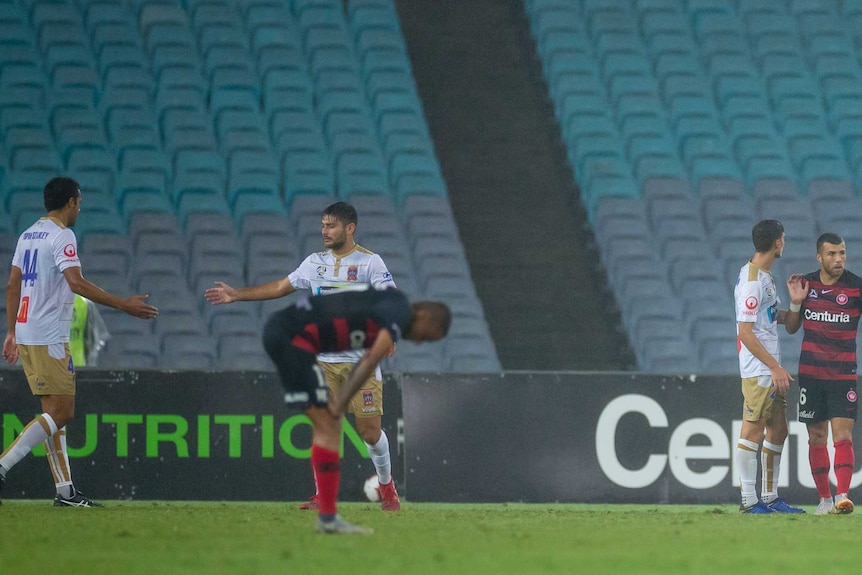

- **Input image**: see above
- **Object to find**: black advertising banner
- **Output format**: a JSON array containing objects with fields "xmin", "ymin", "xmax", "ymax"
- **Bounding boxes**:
[
  {"xmin": 5, "ymin": 369, "xmax": 862, "ymax": 504},
  {"xmin": 0, "ymin": 370, "xmax": 403, "ymax": 502},
  {"xmin": 402, "ymin": 372, "xmax": 862, "ymax": 504}
]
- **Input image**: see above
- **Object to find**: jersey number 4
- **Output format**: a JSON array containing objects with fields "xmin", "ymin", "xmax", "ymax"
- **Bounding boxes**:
[
  {"xmin": 17, "ymin": 249, "xmax": 38, "ymax": 323},
  {"xmin": 22, "ymin": 249, "xmax": 38, "ymax": 287}
]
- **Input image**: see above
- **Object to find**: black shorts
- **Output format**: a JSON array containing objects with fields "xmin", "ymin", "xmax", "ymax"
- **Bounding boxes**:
[
  {"xmin": 262, "ymin": 308, "xmax": 329, "ymax": 410},
  {"xmin": 797, "ymin": 376, "xmax": 858, "ymax": 424}
]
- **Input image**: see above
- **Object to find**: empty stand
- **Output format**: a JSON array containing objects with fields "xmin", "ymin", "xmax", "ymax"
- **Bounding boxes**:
[
  {"xmin": 524, "ymin": 0, "xmax": 862, "ymax": 373},
  {"xmin": 0, "ymin": 0, "xmax": 496, "ymax": 372}
]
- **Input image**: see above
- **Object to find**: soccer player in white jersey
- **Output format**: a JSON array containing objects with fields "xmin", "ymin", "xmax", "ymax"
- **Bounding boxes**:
[
  {"xmin": 0, "ymin": 177, "xmax": 159, "ymax": 506},
  {"xmin": 734, "ymin": 219, "xmax": 807, "ymax": 514},
  {"xmin": 205, "ymin": 202, "xmax": 401, "ymax": 510}
]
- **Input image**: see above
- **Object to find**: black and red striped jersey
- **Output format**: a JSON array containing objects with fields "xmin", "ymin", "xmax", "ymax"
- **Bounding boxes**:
[
  {"xmin": 288, "ymin": 288, "xmax": 411, "ymax": 355},
  {"xmin": 798, "ymin": 270, "xmax": 862, "ymax": 381}
]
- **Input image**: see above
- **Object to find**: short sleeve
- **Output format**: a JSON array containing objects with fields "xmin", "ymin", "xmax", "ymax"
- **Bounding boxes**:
[
  {"xmin": 10, "ymin": 236, "xmax": 24, "ymax": 268},
  {"xmin": 368, "ymin": 254, "xmax": 396, "ymax": 288},
  {"xmin": 54, "ymin": 228, "xmax": 80, "ymax": 272},
  {"xmin": 736, "ymin": 280, "xmax": 761, "ymax": 323},
  {"xmin": 287, "ymin": 254, "xmax": 315, "ymax": 290}
]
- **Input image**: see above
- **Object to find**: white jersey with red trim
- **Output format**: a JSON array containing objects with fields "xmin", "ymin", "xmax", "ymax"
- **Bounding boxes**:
[
  {"xmin": 11, "ymin": 217, "xmax": 81, "ymax": 345},
  {"xmin": 288, "ymin": 244, "xmax": 395, "ymax": 363},
  {"xmin": 734, "ymin": 261, "xmax": 780, "ymax": 378}
]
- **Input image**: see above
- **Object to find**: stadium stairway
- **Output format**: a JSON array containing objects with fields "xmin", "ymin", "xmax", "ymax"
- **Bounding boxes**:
[{"xmin": 395, "ymin": 0, "xmax": 635, "ymax": 370}]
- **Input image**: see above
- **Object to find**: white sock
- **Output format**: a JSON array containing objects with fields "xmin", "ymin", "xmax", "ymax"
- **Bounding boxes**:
[
  {"xmin": 366, "ymin": 431, "xmax": 392, "ymax": 485},
  {"xmin": 311, "ymin": 464, "xmax": 319, "ymax": 496},
  {"xmin": 760, "ymin": 440, "xmax": 783, "ymax": 504},
  {"xmin": 737, "ymin": 438, "xmax": 760, "ymax": 508},
  {"xmin": 0, "ymin": 413, "xmax": 58, "ymax": 473},
  {"xmin": 45, "ymin": 427, "xmax": 74, "ymax": 498}
]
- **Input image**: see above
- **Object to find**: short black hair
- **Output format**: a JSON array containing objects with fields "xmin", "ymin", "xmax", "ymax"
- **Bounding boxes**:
[
  {"xmin": 44, "ymin": 177, "xmax": 80, "ymax": 212},
  {"xmin": 414, "ymin": 301, "xmax": 452, "ymax": 336},
  {"xmin": 322, "ymin": 202, "xmax": 358, "ymax": 227},
  {"xmin": 752, "ymin": 219, "xmax": 784, "ymax": 253},
  {"xmin": 817, "ymin": 232, "xmax": 845, "ymax": 253}
]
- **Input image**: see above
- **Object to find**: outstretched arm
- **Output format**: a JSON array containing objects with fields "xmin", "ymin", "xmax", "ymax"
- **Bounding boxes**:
[
  {"xmin": 63, "ymin": 267, "xmax": 158, "ymax": 319},
  {"xmin": 204, "ymin": 277, "xmax": 296, "ymax": 304}
]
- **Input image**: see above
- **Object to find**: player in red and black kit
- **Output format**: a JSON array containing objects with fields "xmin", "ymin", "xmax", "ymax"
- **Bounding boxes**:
[
  {"xmin": 785, "ymin": 232, "xmax": 859, "ymax": 515},
  {"xmin": 262, "ymin": 288, "xmax": 450, "ymax": 534}
]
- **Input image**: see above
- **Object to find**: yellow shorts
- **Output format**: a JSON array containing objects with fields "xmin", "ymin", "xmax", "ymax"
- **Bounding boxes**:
[
  {"xmin": 19, "ymin": 343, "xmax": 76, "ymax": 396},
  {"xmin": 741, "ymin": 375, "xmax": 785, "ymax": 423},
  {"xmin": 319, "ymin": 361, "xmax": 383, "ymax": 417}
]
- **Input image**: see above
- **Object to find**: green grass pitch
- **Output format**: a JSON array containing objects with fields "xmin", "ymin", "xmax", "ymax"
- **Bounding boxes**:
[{"xmin": 0, "ymin": 500, "xmax": 857, "ymax": 574}]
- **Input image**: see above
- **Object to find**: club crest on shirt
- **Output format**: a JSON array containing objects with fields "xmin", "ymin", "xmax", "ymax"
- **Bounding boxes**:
[
  {"xmin": 363, "ymin": 390, "xmax": 373, "ymax": 405},
  {"xmin": 809, "ymin": 289, "xmax": 818, "ymax": 299},
  {"xmin": 848, "ymin": 390, "xmax": 857, "ymax": 403},
  {"xmin": 837, "ymin": 293, "xmax": 848, "ymax": 305},
  {"xmin": 347, "ymin": 266, "xmax": 358, "ymax": 281}
]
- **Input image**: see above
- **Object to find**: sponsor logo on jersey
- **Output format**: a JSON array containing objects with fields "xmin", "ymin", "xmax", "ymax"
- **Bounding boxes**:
[
  {"xmin": 63, "ymin": 244, "xmax": 76, "ymax": 257},
  {"xmin": 745, "ymin": 296, "xmax": 758, "ymax": 309},
  {"xmin": 799, "ymin": 410, "xmax": 815, "ymax": 419},
  {"xmin": 848, "ymin": 390, "xmax": 857, "ymax": 403},
  {"xmin": 316, "ymin": 265, "xmax": 326, "ymax": 277},
  {"xmin": 382, "ymin": 271, "xmax": 393, "ymax": 282},
  {"xmin": 767, "ymin": 303, "xmax": 778, "ymax": 323},
  {"xmin": 809, "ymin": 289, "xmax": 818, "ymax": 299},
  {"xmin": 347, "ymin": 266, "xmax": 358, "ymax": 281},
  {"xmin": 804, "ymin": 309, "xmax": 851, "ymax": 323},
  {"xmin": 837, "ymin": 293, "xmax": 848, "ymax": 305},
  {"xmin": 363, "ymin": 390, "xmax": 373, "ymax": 406}
]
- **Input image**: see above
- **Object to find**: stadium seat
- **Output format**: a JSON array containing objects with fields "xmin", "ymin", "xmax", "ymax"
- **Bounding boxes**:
[
  {"xmin": 74, "ymin": 211, "xmax": 127, "ymax": 238},
  {"xmin": 161, "ymin": 334, "xmax": 217, "ymax": 369},
  {"xmin": 0, "ymin": 0, "xmax": 489, "ymax": 372},
  {"xmin": 204, "ymin": 294, "xmax": 258, "ymax": 332},
  {"xmin": 101, "ymin": 335, "xmax": 160, "ymax": 368},
  {"xmin": 216, "ymin": 333, "xmax": 272, "ymax": 371}
]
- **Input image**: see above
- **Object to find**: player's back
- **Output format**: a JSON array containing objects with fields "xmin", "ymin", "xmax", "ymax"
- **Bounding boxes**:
[
  {"xmin": 12, "ymin": 217, "xmax": 80, "ymax": 344},
  {"xmin": 293, "ymin": 288, "xmax": 410, "ymax": 353}
]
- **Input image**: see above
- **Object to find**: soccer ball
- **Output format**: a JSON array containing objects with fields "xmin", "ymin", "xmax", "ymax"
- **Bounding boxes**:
[{"xmin": 363, "ymin": 475, "xmax": 380, "ymax": 502}]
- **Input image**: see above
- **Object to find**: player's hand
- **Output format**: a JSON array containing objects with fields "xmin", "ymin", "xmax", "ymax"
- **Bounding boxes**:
[
  {"xmin": 787, "ymin": 274, "xmax": 809, "ymax": 306},
  {"xmin": 2, "ymin": 333, "xmax": 18, "ymax": 364},
  {"xmin": 124, "ymin": 295, "xmax": 159, "ymax": 319},
  {"xmin": 770, "ymin": 365, "xmax": 793, "ymax": 396},
  {"xmin": 204, "ymin": 282, "xmax": 237, "ymax": 305}
]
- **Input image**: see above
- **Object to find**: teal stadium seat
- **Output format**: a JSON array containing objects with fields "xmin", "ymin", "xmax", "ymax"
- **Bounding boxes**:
[{"xmin": 0, "ymin": 0, "xmax": 492, "ymax": 371}]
